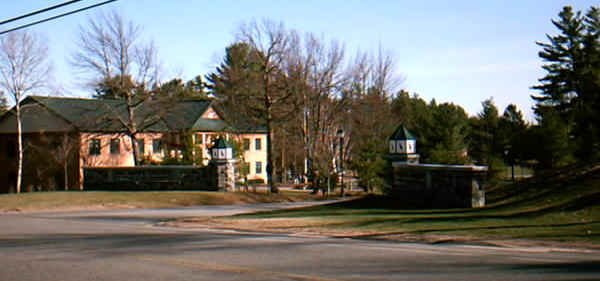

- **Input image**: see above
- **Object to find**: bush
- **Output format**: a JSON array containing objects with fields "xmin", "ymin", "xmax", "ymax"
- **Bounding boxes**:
[
  {"xmin": 486, "ymin": 155, "xmax": 507, "ymax": 184},
  {"xmin": 247, "ymin": 179, "xmax": 264, "ymax": 185}
]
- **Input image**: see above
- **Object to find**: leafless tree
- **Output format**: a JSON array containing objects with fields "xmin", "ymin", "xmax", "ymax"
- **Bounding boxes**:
[
  {"xmin": 343, "ymin": 47, "xmax": 403, "ymax": 191},
  {"xmin": 235, "ymin": 19, "xmax": 296, "ymax": 193},
  {"xmin": 287, "ymin": 32, "xmax": 347, "ymax": 189},
  {"xmin": 71, "ymin": 11, "xmax": 162, "ymax": 165},
  {"xmin": 0, "ymin": 30, "xmax": 52, "ymax": 193},
  {"xmin": 52, "ymin": 134, "xmax": 78, "ymax": 191},
  {"xmin": 25, "ymin": 133, "xmax": 78, "ymax": 191}
]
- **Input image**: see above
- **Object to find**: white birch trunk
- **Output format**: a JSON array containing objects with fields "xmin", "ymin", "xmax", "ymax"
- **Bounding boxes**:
[{"xmin": 16, "ymin": 103, "xmax": 22, "ymax": 193}]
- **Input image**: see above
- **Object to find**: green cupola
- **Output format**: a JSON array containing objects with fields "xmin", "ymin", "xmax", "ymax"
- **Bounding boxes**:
[
  {"xmin": 388, "ymin": 125, "xmax": 420, "ymax": 164},
  {"xmin": 211, "ymin": 136, "xmax": 233, "ymax": 160}
]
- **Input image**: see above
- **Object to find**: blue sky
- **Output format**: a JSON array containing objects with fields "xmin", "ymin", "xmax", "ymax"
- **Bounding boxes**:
[{"xmin": 1, "ymin": 0, "xmax": 598, "ymax": 121}]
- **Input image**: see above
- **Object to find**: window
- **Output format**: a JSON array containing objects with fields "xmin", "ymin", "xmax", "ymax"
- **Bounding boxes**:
[
  {"xmin": 243, "ymin": 162, "xmax": 250, "ymax": 174},
  {"xmin": 136, "ymin": 139, "xmax": 145, "ymax": 154},
  {"xmin": 255, "ymin": 161, "xmax": 262, "ymax": 174},
  {"xmin": 255, "ymin": 138, "xmax": 262, "ymax": 150},
  {"xmin": 243, "ymin": 138, "xmax": 250, "ymax": 151},
  {"xmin": 89, "ymin": 139, "xmax": 101, "ymax": 155},
  {"xmin": 195, "ymin": 133, "xmax": 203, "ymax": 145},
  {"xmin": 152, "ymin": 139, "xmax": 162, "ymax": 154},
  {"xmin": 110, "ymin": 138, "xmax": 120, "ymax": 154}
]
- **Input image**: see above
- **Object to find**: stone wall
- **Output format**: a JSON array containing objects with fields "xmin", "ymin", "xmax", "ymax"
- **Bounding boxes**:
[
  {"xmin": 387, "ymin": 163, "xmax": 487, "ymax": 208},
  {"xmin": 83, "ymin": 165, "xmax": 218, "ymax": 191}
]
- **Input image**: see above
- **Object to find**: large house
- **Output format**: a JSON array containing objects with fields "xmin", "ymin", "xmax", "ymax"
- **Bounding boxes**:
[{"xmin": 0, "ymin": 96, "xmax": 267, "ymax": 192}]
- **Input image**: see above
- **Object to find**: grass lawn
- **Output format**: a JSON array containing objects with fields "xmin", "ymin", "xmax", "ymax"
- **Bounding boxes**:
[
  {"xmin": 192, "ymin": 165, "xmax": 600, "ymax": 247},
  {"xmin": 0, "ymin": 189, "xmax": 321, "ymax": 213}
]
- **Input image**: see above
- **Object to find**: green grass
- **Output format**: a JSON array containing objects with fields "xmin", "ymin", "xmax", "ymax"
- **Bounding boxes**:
[
  {"xmin": 225, "ymin": 164, "xmax": 600, "ymax": 244},
  {"xmin": 0, "ymin": 190, "xmax": 319, "ymax": 212}
]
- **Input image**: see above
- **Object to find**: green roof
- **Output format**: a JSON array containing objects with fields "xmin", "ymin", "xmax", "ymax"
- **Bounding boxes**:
[
  {"xmin": 390, "ymin": 125, "xmax": 415, "ymax": 140},
  {"xmin": 2, "ymin": 96, "xmax": 264, "ymax": 133},
  {"xmin": 213, "ymin": 137, "xmax": 232, "ymax": 148},
  {"xmin": 212, "ymin": 104, "xmax": 268, "ymax": 133}
]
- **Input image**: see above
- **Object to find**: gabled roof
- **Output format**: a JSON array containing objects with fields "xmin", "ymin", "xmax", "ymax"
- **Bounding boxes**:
[
  {"xmin": 389, "ymin": 125, "xmax": 415, "ymax": 140},
  {"xmin": 213, "ymin": 137, "xmax": 232, "ymax": 149},
  {"xmin": 0, "ymin": 96, "xmax": 265, "ymax": 134},
  {"xmin": 211, "ymin": 104, "xmax": 268, "ymax": 134}
]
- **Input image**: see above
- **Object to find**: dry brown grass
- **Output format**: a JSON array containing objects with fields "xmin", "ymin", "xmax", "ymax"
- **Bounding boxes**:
[{"xmin": 0, "ymin": 190, "xmax": 319, "ymax": 213}]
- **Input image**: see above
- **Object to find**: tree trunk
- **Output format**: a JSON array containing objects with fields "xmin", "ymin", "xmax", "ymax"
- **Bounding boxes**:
[
  {"xmin": 130, "ymin": 133, "xmax": 139, "ymax": 165},
  {"xmin": 64, "ymin": 160, "xmax": 68, "ymax": 191},
  {"xmin": 126, "ymin": 92, "xmax": 139, "ymax": 166},
  {"xmin": 281, "ymin": 141, "xmax": 286, "ymax": 184},
  {"xmin": 266, "ymin": 120, "xmax": 278, "ymax": 193},
  {"xmin": 16, "ymin": 103, "xmax": 22, "ymax": 193}
]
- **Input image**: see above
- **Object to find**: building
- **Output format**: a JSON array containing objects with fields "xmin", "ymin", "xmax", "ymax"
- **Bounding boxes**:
[
  {"xmin": 0, "ymin": 96, "xmax": 267, "ymax": 192},
  {"xmin": 386, "ymin": 125, "xmax": 487, "ymax": 208}
]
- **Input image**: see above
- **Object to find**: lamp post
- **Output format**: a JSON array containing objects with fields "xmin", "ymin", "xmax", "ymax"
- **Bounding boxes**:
[
  {"xmin": 504, "ymin": 147, "xmax": 514, "ymax": 182},
  {"xmin": 337, "ymin": 129, "xmax": 345, "ymax": 197}
]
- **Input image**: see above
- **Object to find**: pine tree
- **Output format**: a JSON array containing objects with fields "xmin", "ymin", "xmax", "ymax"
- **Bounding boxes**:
[
  {"xmin": 498, "ymin": 104, "xmax": 527, "ymax": 165},
  {"xmin": 0, "ymin": 91, "xmax": 7, "ymax": 114},
  {"xmin": 470, "ymin": 98, "xmax": 500, "ymax": 165},
  {"xmin": 533, "ymin": 5, "xmax": 600, "ymax": 163}
]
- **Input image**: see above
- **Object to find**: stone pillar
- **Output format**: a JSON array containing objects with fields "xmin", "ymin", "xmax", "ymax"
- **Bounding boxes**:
[
  {"xmin": 471, "ymin": 176, "xmax": 485, "ymax": 207},
  {"xmin": 215, "ymin": 159, "xmax": 236, "ymax": 192}
]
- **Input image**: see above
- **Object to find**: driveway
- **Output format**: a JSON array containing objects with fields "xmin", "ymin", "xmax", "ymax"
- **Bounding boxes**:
[{"xmin": 1, "ymin": 202, "xmax": 598, "ymax": 281}]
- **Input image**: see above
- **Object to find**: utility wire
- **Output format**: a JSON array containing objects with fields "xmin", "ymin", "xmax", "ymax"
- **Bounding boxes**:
[
  {"xmin": 0, "ymin": 0, "xmax": 118, "ymax": 35},
  {"xmin": 0, "ymin": 0, "xmax": 84, "ymax": 26}
]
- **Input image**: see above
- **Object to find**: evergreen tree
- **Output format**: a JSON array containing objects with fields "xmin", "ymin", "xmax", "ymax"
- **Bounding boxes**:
[
  {"xmin": 498, "ymin": 104, "xmax": 528, "ymax": 166},
  {"xmin": 534, "ymin": 108, "xmax": 574, "ymax": 169},
  {"xmin": 205, "ymin": 42, "xmax": 263, "ymax": 128},
  {"xmin": 575, "ymin": 6, "xmax": 600, "ymax": 161},
  {"xmin": 0, "ymin": 91, "xmax": 7, "ymax": 114},
  {"xmin": 469, "ymin": 98, "xmax": 500, "ymax": 165},
  {"xmin": 154, "ymin": 76, "xmax": 209, "ymax": 99},
  {"xmin": 427, "ymin": 102, "xmax": 470, "ymax": 164},
  {"xmin": 94, "ymin": 75, "xmax": 138, "ymax": 99},
  {"xmin": 533, "ymin": 5, "xmax": 600, "ymax": 163}
]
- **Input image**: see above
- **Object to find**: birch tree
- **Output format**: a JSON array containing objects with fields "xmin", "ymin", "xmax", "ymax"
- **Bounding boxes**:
[{"xmin": 0, "ymin": 30, "xmax": 51, "ymax": 193}]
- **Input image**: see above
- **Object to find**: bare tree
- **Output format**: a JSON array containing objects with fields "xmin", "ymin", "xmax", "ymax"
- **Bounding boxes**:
[
  {"xmin": 71, "ymin": 11, "xmax": 161, "ymax": 165},
  {"xmin": 235, "ymin": 19, "xmax": 296, "ymax": 193},
  {"xmin": 0, "ymin": 30, "xmax": 51, "ymax": 193},
  {"xmin": 53, "ymin": 134, "xmax": 78, "ymax": 191},
  {"xmin": 343, "ymin": 47, "xmax": 403, "ymax": 192},
  {"xmin": 286, "ymin": 32, "xmax": 347, "ymax": 191},
  {"xmin": 25, "ymin": 133, "xmax": 78, "ymax": 191}
]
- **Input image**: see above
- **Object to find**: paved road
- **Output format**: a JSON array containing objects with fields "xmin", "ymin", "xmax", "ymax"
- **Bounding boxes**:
[{"xmin": 1, "ymin": 203, "xmax": 599, "ymax": 281}]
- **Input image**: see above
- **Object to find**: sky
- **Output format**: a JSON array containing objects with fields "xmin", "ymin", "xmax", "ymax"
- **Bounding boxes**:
[{"xmin": 1, "ymin": 0, "xmax": 599, "ymax": 121}]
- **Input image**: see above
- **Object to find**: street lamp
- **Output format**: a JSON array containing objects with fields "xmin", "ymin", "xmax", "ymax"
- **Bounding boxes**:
[
  {"xmin": 504, "ymin": 146, "xmax": 514, "ymax": 182},
  {"xmin": 337, "ymin": 129, "xmax": 345, "ymax": 197}
]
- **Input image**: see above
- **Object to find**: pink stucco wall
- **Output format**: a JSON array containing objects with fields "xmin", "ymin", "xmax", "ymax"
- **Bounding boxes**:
[{"xmin": 78, "ymin": 132, "xmax": 268, "ymax": 188}]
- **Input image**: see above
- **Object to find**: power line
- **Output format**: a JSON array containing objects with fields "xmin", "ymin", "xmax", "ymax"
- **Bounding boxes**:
[
  {"xmin": 0, "ymin": 0, "xmax": 118, "ymax": 35},
  {"xmin": 0, "ymin": 0, "xmax": 84, "ymax": 26}
]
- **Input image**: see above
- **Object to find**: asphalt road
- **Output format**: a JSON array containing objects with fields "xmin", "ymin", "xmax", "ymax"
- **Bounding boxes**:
[{"xmin": 1, "ymin": 203, "xmax": 599, "ymax": 281}]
